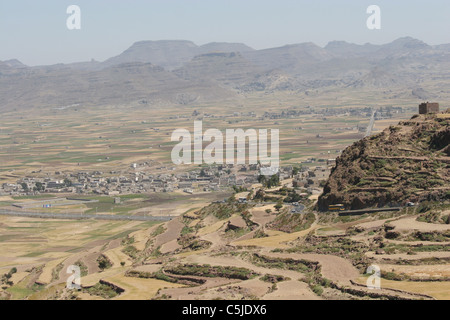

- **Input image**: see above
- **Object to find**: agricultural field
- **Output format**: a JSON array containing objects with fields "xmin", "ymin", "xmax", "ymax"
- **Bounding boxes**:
[
  {"xmin": 0, "ymin": 90, "xmax": 445, "ymax": 301},
  {"xmin": 1, "ymin": 181, "xmax": 448, "ymax": 300},
  {"xmin": 0, "ymin": 191, "xmax": 230, "ymax": 218},
  {"xmin": 0, "ymin": 90, "xmax": 417, "ymax": 184}
]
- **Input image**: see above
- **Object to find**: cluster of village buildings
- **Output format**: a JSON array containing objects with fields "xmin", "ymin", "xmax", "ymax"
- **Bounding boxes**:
[
  {"xmin": 167, "ymin": 106, "xmax": 405, "ymax": 122},
  {"xmin": 0, "ymin": 162, "xmax": 332, "ymax": 197},
  {"xmin": 257, "ymin": 105, "xmax": 404, "ymax": 120}
]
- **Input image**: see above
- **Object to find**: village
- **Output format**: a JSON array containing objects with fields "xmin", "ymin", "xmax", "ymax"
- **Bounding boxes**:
[
  {"xmin": 176, "ymin": 105, "xmax": 406, "ymax": 123},
  {"xmin": 0, "ymin": 161, "xmax": 332, "ymax": 199}
]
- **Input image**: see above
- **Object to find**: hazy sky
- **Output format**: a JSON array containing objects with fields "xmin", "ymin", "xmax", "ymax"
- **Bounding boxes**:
[{"xmin": 1, "ymin": 0, "xmax": 449, "ymax": 66}]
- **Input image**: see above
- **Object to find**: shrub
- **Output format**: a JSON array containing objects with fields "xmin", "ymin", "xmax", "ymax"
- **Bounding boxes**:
[
  {"xmin": 260, "ymin": 274, "xmax": 290, "ymax": 283},
  {"xmin": 122, "ymin": 246, "xmax": 140, "ymax": 259},
  {"xmin": 311, "ymin": 285, "xmax": 323, "ymax": 296},
  {"xmin": 85, "ymin": 283, "xmax": 119, "ymax": 299},
  {"xmin": 97, "ymin": 255, "xmax": 113, "ymax": 271}
]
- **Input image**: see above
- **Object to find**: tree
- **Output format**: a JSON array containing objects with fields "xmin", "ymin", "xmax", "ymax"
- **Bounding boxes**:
[
  {"xmin": 34, "ymin": 182, "xmax": 45, "ymax": 192},
  {"xmin": 257, "ymin": 175, "xmax": 267, "ymax": 184},
  {"xmin": 274, "ymin": 201, "xmax": 283, "ymax": 212},
  {"xmin": 1, "ymin": 268, "xmax": 16, "ymax": 287},
  {"xmin": 64, "ymin": 178, "xmax": 73, "ymax": 187},
  {"xmin": 257, "ymin": 174, "xmax": 280, "ymax": 189},
  {"xmin": 267, "ymin": 174, "xmax": 280, "ymax": 188},
  {"xmin": 253, "ymin": 189, "xmax": 265, "ymax": 202},
  {"xmin": 284, "ymin": 192, "xmax": 302, "ymax": 203},
  {"xmin": 20, "ymin": 183, "xmax": 28, "ymax": 192},
  {"xmin": 232, "ymin": 185, "xmax": 247, "ymax": 193}
]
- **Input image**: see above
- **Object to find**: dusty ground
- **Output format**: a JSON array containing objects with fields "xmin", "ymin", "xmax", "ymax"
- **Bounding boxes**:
[
  {"xmin": 390, "ymin": 216, "xmax": 450, "ymax": 232},
  {"xmin": 1, "ymin": 192, "xmax": 448, "ymax": 300}
]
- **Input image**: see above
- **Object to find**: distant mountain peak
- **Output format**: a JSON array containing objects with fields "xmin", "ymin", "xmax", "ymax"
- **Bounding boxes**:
[
  {"xmin": 103, "ymin": 40, "xmax": 255, "ymax": 70},
  {"xmin": 1, "ymin": 59, "xmax": 26, "ymax": 68},
  {"xmin": 393, "ymin": 36, "xmax": 423, "ymax": 42},
  {"xmin": 387, "ymin": 37, "xmax": 429, "ymax": 49}
]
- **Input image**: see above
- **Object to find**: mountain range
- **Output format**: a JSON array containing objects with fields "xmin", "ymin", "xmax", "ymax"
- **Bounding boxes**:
[{"xmin": 1, "ymin": 37, "xmax": 450, "ymax": 110}]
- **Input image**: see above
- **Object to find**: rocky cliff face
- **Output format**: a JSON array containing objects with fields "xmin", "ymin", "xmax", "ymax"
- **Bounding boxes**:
[{"xmin": 318, "ymin": 112, "xmax": 450, "ymax": 211}]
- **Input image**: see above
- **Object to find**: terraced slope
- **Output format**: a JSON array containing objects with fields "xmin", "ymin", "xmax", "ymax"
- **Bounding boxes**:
[{"xmin": 319, "ymin": 112, "xmax": 450, "ymax": 211}]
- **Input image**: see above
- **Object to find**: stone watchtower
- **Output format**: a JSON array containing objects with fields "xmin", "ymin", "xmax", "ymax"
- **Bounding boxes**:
[{"xmin": 419, "ymin": 102, "xmax": 439, "ymax": 114}]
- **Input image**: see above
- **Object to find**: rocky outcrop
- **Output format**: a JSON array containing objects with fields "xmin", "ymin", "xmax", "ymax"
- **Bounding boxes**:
[{"xmin": 318, "ymin": 113, "xmax": 450, "ymax": 211}]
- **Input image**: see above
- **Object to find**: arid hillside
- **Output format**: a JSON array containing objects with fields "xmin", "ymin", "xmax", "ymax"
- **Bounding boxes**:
[{"xmin": 318, "ymin": 112, "xmax": 450, "ymax": 211}]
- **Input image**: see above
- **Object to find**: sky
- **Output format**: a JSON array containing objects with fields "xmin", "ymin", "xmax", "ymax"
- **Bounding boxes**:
[{"xmin": 1, "ymin": 0, "xmax": 449, "ymax": 66}]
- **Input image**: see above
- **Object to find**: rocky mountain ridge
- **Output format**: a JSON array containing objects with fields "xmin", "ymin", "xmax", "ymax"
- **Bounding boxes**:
[
  {"xmin": 318, "ymin": 111, "xmax": 450, "ymax": 211},
  {"xmin": 2, "ymin": 37, "xmax": 450, "ymax": 110}
]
